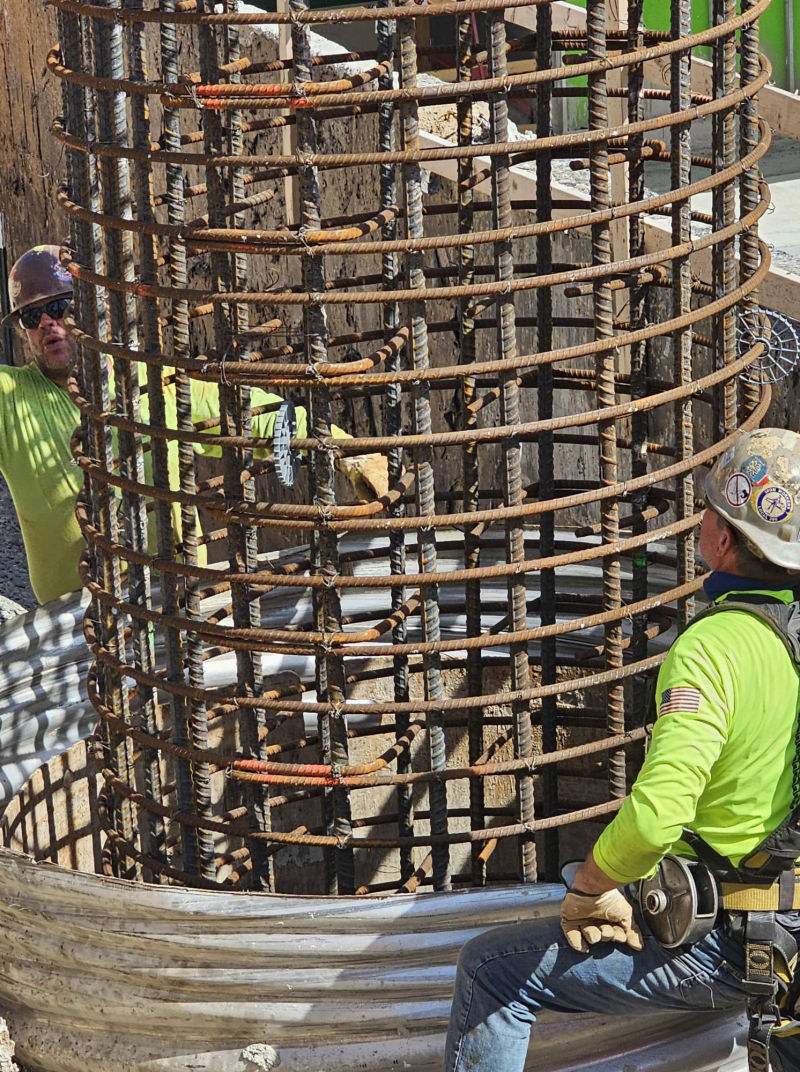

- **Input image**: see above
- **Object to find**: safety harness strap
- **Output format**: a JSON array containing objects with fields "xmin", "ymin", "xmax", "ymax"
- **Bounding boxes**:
[
  {"xmin": 744, "ymin": 913, "xmax": 783, "ymax": 1072},
  {"xmin": 722, "ymin": 869, "xmax": 800, "ymax": 912}
]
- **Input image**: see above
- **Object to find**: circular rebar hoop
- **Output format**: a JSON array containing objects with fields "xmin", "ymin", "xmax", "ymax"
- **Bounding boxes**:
[{"xmin": 53, "ymin": 0, "xmax": 770, "ymax": 894}]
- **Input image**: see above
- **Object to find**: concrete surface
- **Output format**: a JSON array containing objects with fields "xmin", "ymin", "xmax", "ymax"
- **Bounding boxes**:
[{"xmin": 758, "ymin": 133, "xmax": 800, "ymax": 277}]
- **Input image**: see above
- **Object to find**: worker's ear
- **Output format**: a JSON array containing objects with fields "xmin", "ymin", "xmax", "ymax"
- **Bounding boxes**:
[
  {"xmin": 719, "ymin": 520, "xmax": 737, "ymax": 555},
  {"xmin": 705, "ymin": 508, "xmax": 734, "ymax": 559}
]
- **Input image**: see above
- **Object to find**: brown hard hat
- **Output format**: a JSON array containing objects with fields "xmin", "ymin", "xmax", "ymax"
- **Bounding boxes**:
[{"xmin": 3, "ymin": 245, "xmax": 73, "ymax": 326}]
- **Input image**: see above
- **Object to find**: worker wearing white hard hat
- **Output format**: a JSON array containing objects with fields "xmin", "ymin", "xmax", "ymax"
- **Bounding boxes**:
[{"xmin": 444, "ymin": 428, "xmax": 800, "ymax": 1072}]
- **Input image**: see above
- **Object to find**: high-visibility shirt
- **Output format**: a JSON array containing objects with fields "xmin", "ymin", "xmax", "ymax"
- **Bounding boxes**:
[
  {"xmin": 0, "ymin": 363, "xmax": 307, "ymax": 605},
  {"xmin": 593, "ymin": 584, "xmax": 800, "ymax": 884}
]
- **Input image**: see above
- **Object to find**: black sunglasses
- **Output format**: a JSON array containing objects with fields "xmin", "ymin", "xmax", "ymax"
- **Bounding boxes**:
[{"xmin": 19, "ymin": 296, "xmax": 72, "ymax": 330}]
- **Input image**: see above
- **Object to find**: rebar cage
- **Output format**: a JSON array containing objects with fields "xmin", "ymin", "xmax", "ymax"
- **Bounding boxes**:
[{"xmin": 49, "ymin": 0, "xmax": 770, "ymax": 894}]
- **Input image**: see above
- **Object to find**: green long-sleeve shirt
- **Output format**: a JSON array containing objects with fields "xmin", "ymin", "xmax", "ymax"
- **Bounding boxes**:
[
  {"xmin": 0, "ymin": 363, "xmax": 306, "ymax": 605},
  {"xmin": 593, "ymin": 585, "xmax": 800, "ymax": 884}
]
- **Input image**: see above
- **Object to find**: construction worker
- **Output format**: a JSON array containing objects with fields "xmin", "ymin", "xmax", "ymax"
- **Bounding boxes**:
[
  {"xmin": 1, "ymin": 245, "xmax": 387, "ymax": 605},
  {"xmin": 444, "ymin": 427, "xmax": 800, "ymax": 1072}
]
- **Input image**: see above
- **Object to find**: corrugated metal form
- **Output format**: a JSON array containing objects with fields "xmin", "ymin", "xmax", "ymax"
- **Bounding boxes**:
[{"xmin": 0, "ymin": 831, "xmax": 748, "ymax": 1071}]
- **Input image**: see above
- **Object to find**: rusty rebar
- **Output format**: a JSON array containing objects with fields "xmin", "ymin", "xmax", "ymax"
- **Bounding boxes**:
[
  {"xmin": 672, "ymin": 0, "xmax": 696, "ymax": 630},
  {"xmin": 51, "ymin": 0, "xmax": 772, "ymax": 896}
]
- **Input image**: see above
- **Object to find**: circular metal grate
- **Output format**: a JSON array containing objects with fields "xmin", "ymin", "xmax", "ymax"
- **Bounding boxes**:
[{"xmin": 738, "ymin": 308, "xmax": 800, "ymax": 385}]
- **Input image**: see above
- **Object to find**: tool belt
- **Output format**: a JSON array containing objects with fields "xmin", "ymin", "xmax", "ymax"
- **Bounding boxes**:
[{"xmin": 639, "ymin": 853, "xmax": 800, "ymax": 1072}]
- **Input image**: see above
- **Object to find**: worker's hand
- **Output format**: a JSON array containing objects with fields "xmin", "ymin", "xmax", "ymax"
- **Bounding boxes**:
[
  {"xmin": 560, "ymin": 888, "xmax": 644, "ymax": 954},
  {"xmin": 336, "ymin": 453, "xmax": 390, "ymax": 502}
]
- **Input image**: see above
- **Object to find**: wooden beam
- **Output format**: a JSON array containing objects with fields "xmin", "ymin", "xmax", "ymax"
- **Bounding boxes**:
[{"xmin": 277, "ymin": 0, "xmax": 297, "ymax": 227}]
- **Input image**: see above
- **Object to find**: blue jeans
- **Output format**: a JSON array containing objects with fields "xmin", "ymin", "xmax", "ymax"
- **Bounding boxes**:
[{"xmin": 443, "ymin": 905, "xmax": 800, "ymax": 1072}]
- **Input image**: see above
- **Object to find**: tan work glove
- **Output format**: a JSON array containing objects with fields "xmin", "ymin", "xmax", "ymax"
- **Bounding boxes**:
[
  {"xmin": 335, "ymin": 453, "xmax": 390, "ymax": 502},
  {"xmin": 560, "ymin": 888, "xmax": 644, "ymax": 953}
]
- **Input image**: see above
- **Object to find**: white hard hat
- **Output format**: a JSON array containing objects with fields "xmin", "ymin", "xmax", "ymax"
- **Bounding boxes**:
[{"xmin": 705, "ymin": 428, "xmax": 800, "ymax": 571}]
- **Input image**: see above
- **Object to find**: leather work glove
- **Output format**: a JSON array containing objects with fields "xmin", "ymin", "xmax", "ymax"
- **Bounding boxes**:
[
  {"xmin": 560, "ymin": 888, "xmax": 644, "ymax": 954},
  {"xmin": 335, "ymin": 453, "xmax": 390, "ymax": 502}
]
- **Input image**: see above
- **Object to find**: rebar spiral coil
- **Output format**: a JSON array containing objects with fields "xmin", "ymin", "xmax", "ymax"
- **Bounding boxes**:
[{"xmin": 49, "ymin": 0, "xmax": 772, "ymax": 894}]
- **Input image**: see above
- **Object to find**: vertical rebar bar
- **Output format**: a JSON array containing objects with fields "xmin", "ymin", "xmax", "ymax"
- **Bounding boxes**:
[
  {"xmin": 713, "ymin": 0, "xmax": 738, "ymax": 436},
  {"xmin": 292, "ymin": 0, "xmax": 355, "ymax": 894},
  {"xmin": 378, "ymin": 5, "xmax": 414, "ymax": 886},
  {"xmin": 627, "ymin": 0, "xmax": 650, "ymax": 724},
  {"xmin": 160, "ymin": 0, "xmax": 214, "ymax": 881},
  {"xmin": 740, "ymin": 0, "xmax": 764, "ymax": 415},
  {"xmin": 208, "ymin": 0, "xmax": 274, "ymax": 891},
  {"xmin": 125, "ymin": 0, "xmax": 167, "ymax": 877},
  {"xmin": 59, "ymin": 7, "xmax": 111, "ymax": 826},
  {"xmin": 672, "ymin": 0, "xmax": 696, "ymax": 629},
  {"xmin": 91, "ymin": 0, "xmax": 142, "ymax": 878},
  {"xmin": 399, "ymin": 12, "xmax": 450, "ymax": 892},
  {"xmin": 488, "ymin": 6, "xmax": 536, "ymax": 882},
  {"xmin": 456, "ymin": 4, "xmax": 487, "ymax": 887},
  {"xmin": 536, "ymin": 0, "xmax": 558, "ymax": 883},
  {"xmin": 587, "ymin": 0, "xmax": 625, "ymax": 800}
]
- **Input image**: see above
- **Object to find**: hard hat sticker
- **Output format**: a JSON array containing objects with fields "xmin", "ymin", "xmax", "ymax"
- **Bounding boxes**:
[
  {"xmin": 724, "ymin": 472, "xmax": 751, "ymax": 507},
  {"xmin": 755, "ymin": 485, "xmax": 793, "ymax": 523},
  {"xmin": 720, "ymin": 446, "xmax": 735, "ymax": 469},
  {"xmin": 741, "ymin": 455, "xmax": 768, "ymax": 484}
]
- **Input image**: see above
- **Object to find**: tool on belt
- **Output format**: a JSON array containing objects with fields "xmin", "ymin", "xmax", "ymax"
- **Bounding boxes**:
[{"xmin": 639, "ymin": 593, "xmax": 800, "ymax": 1072}]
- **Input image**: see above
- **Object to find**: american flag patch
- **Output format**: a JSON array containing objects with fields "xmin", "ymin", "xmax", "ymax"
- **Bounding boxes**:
[{"xmin": 659, "ymin": 687, "xmax": 702, "ymax": 716}]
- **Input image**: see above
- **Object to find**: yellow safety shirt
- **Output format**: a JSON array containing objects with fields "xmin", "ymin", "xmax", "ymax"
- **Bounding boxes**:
[
  {"xmin": 593, "ymin": 585, "xmax": 800, "ymax": 884},
  {"xmin": 0, "ymin": 363, "xmax": 306, "ymax": 605}
]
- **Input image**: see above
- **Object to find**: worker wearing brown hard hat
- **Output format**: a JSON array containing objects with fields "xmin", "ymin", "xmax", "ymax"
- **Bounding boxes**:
[
  {"xmin": 3, "ymin": 244, "xmax": 76, "ymax": 385},
  {"xmin": 0, "ymin": 245, "xmax": 84, "ymax": 603},
  {"xmin": 1, "ymin": 244, "xmax": 388, "ymax": 606},
  {"xmin": 444, "ymin": 429, "xmax": 800, "ymax": 1072}
]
